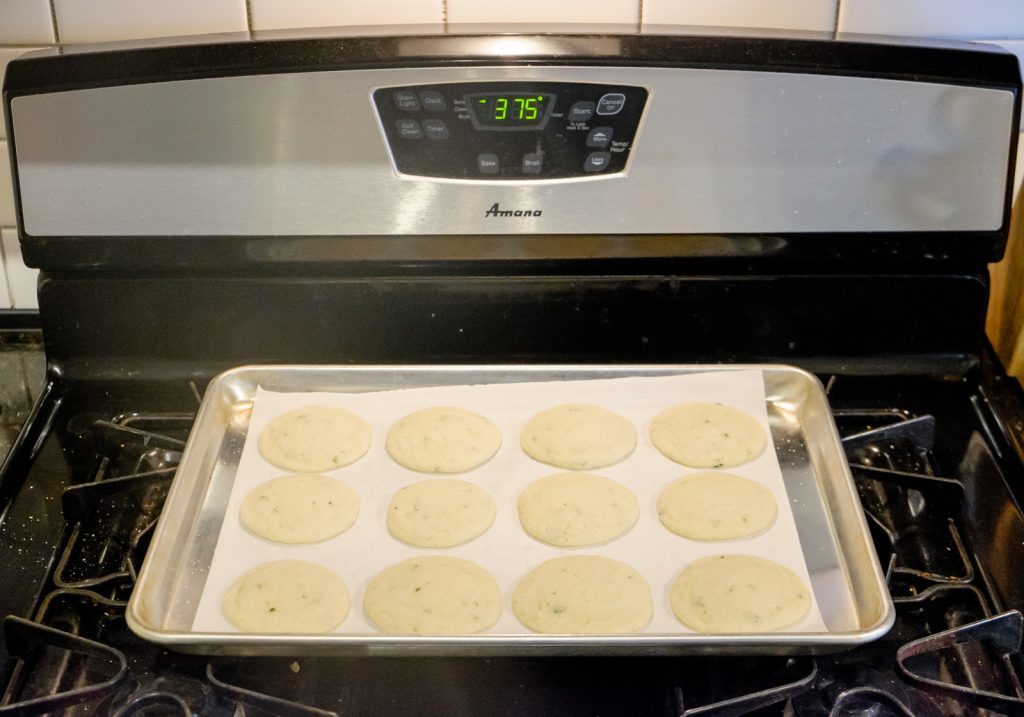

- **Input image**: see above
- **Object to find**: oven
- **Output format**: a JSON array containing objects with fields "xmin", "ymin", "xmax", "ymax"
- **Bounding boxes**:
[{"xmin": 1, "ymin": 27, "xmax": 1023, "ymax": 716}]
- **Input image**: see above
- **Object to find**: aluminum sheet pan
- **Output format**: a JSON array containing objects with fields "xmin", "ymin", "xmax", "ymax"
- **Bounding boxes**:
[{"xmin": 127, "ymin": 365, "xmax": 894, "ymax": 656}]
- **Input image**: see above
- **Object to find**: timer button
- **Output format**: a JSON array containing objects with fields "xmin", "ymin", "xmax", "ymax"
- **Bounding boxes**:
[
  {"xmin": 478, "ymin": 154, "xmax": 500, "ymax": 174},
  {"xmin": 596, "ymin": 93, "xmax": 626, "ymax": 115},
  {"xmin": 522, "ymin": 153, "xmax": 543, "ymax": 174},
  {"xmin": 583, "ymin": 152, "xmax": 611, "ymax": 172},
  {"xmin": 396, "ymin": 119, "xmax": 423, "ymax": 140},
  {"xmin": 568, "ymin": 101, "xmax": 596, "ymax": 122},
  {"xmin": 422, "ymin": 119, "xmax": 450, "ymax": 140},
  {"xmin": 586, "ymin": 127, "xmax": 613, "ymax": 148},
  {"xmin": 420, "ymin": 91, "xmax": 446, "ymax": 111},
  {"xmin": 393, "ymin": 91, "xmax": 421, "ymax": 112}
]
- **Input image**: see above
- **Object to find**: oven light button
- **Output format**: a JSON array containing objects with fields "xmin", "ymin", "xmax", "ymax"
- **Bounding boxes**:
[
  {"xmin": 583, "ymin": 152, "xmax": 611, "ymax": 172},
  {"xmin": 393, "ymin": 90, "xmax": 421, "ymax": 112},
  {"xmin": 596, "ymin": 93, "xmax": 625, "ymax": 115},
  {"xmin": 586, "ymin": 127, "xmax": 613, "ymax": 148},
  {"xmin": 396, "ymin": 119, "xmax": 423, "ymax": 139},
  {"xmin": 478, "ymin": 154, "xmax": 500, "ymax": 174}
]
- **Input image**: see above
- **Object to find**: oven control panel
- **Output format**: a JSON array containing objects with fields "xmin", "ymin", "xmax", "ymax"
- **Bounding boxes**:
[{"xmin": 372, "ymin": 82, "xmax": 648, "ymax": 180}]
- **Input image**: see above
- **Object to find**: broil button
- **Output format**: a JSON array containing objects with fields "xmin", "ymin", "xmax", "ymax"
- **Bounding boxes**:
[
  {"xmin": 596, "ymin": 93, "xmax": 626, "ymax": 115},
  {"xmin": 522, "ymin": 153, "xmax": 543, "ymax": 174}
]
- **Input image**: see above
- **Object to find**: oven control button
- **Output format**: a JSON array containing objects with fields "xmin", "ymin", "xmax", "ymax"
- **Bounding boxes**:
[
  {"xmin": 583, "ymin": 152, "xmax": 611, "ymax": 172},
  {"xmin": 419, "ymin": 91, "xmax": 446, "ymax": 111},
  {"xmin": 522, "ymin": 153, "xmax": 543, "ymax": 174},
  {"xmin": 396, "ymin": 119, "xmax": 423, "ymax": 139},
  {"xmin": 586, "ymin": 127, "xmax": 613, "ymax": 148},
  {"xmin": 568, "ymin": 101, "xmax": 596, "ymax": 122},
  {"xmin": 393, "ymin": 90, "xmax": 421, "ymax": 112},
  {"xmin": 596, "ymin": 93, "xmax": 626, "ymax": 115},
  {"xmin": 422, "ymin": 119, "xmax": 450, "ymax": 140},
  {"xmin": 478, "ymin": 153, "xmax": 500, "ymax": 174}
]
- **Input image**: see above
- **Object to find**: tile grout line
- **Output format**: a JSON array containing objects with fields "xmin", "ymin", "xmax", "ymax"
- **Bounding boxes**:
[
  {"xmin": 0, "ymin": 230, "xmax": 13, "ymax": 309},
  {"xmin": 637, "ymin": 0, "xmax": 643, "ymax": 30},
  {"xmin": 245, "ymin": 0, "xmax": 254, "ymax": 33},
  {"xmin": 442, "ymin": 0, "xmax": 448, "ymax": 28},
  {"xmin": 47, "ymin": 0, "xmax": 60, "ymax": 43},
  {"xmin": 832, "ymin": 0, "xmax": 842, "ymax": 35}
]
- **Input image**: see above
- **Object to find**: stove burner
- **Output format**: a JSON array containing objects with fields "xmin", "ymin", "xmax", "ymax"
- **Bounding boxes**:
[{"xmin": 3, "ymin": 387, "xmax": 1024, "ymax": 716}]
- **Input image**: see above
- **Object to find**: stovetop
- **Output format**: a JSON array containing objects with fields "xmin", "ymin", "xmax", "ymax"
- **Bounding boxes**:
[{"xmin": 2, "ymin": 363, "xmax": 1024, "ymax": 716}]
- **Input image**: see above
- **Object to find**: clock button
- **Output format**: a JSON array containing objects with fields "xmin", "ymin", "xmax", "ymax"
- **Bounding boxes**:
[
  {"xmin": 396, "ymin": 119, "xmax": 423, "ymax": 139},
  {"xmin": 420, "ymin": 91, "xmax": 446, "ymax": 111},
  {"xmin": 522, "ymin": 153, "xmax": 543, "ymax": 174},
  {"xmin": 583, "ymin": 152, "xmax": 611, "ymax": 172},
  {"xmin": 586, "ymin": 127, "xmax": 613, "ymax": 148},
  {"xmin": 478, "ymin": 154, "xmax": 500, "ymax": 174},
  {"xmin": 422, "ymin": 119, "xmax": 450, "ymax": 139},
  {"xmin": 393, "ymin": 91, "xmax": 421, "ymax": 112},
  {"xmin": 596, "ymin": 93, "xmax": 626, "ymax": 115},
  {"xmin": 568, "ymin": 101, "xmax": 596, "ymax": 122}
]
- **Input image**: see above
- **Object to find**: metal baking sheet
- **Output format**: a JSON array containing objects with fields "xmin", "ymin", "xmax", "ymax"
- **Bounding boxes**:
[{"xmin": 127, "ymin": 365, "xmax": 895, "ymax": 655}]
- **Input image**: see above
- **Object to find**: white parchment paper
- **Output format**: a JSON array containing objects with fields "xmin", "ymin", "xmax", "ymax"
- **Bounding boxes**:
[{"xmin": 191, "ymin": 370, "xmax": 827, "ymax": 634}]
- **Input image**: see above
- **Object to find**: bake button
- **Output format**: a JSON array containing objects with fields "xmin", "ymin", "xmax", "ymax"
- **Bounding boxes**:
[
  {"xmin": 586, "ymin": 127, "xmax": 613, "ymax": 148},
  {"xmin": 393, "ymin": 90, "xmax": 421, "ymax": 112},
  {"xmin": 568, "ymin": 101, "xmax": 596, "ymax": 122},
  {"xmin": 522, "ymin": 153, "xmax": 543, "ymax": 174},
  {"xmin": 583, "ymin": 151, "xmax": 611, "ymax": 172},
  {"xmin": 478, "ymin": 153, "xmax": 500, "ymax": 174},
  {"xmin": 422, "ymin": 119, "xmax": 450, "ymax": 139},
  {"xmin": 396, "ymin": 119, "xmax": 423, "ymax": 139},
  {"xmin": 596, "ymin": 93, "xmax": 626, "ymax": 115},
  {"xmin": 420, "ymin": 90, "xmax": 446, "ymax": 111}
]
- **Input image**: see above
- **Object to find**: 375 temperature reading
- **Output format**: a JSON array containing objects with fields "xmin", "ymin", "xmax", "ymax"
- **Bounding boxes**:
[{"xmin": 466, "ymin": 92, "xmax": 555, "ymax": 130}]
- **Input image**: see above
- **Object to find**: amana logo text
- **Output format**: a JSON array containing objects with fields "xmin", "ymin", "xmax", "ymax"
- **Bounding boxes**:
[{"xmin": 484, "ymin": 202, "xmax": 542, "ymax": 218}]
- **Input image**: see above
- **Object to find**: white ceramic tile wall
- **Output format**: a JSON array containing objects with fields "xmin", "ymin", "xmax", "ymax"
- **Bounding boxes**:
[
  {"xmin": 0, "ymin": 47, "xmax": 45, "ymax": 140},
  {"xmin": 447, "ymin": 0, "xmax": 638, "ymax": 25},
  {"xmin": 53, "ymin": 0, "xmax": 247, "ymax": 44},
  {"xmin": 250, "ymin": 0, "xmax": 442, "ymax": 31},
  {"xmin": 642, "ymin": 0, "xmax": 836, "ymax": 33},
  {"xmin": 0, "ymin": 0, "xmax": 54, "ymax": 43},
  {"xmin": 0, "ymin": 141, "xmax": 15, "ymax": 228},
  {"xmin": 0, "ymin": 246, "xmax": 10, "ymax": 309},
  {"xmin": 838, "ymin": 0, "xmax": 1024, "ymax": 39},
  {"xmin": 0, "ymin": 229, "xmax": 36, "ymax": 310}
]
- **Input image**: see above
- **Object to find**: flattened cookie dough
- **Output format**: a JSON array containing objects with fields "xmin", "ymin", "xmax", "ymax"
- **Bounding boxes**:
[
  {"xmin": 240, "ymin": 474, "xmax": 360, "ymax": 544},
  {"xmin": 222, "ymin": 560, "xmax": 349, "ymax": 633},
  {"xmin": 520, "ymin": 403, "xmax": 637, "ymax": 470},
  {"xmin": 657, "ymin": 472, "xmax": 776, "ymax": 541},
  {"xmin": 386, "ymin": 407, "xmax": 501, "ymax": 473},
  {"xmin": 258, "ymin": 405, "xmax": 372, "ymax": 472},
  {"xmin": 512, "ymin": 555, "xmax": 652, "ymax": 634},
  {"xmin": 649, "ymin": 402, "xmax": 767, "ymax": 468},
  {"xmin": 364, "ymin": 557, "xmax": 502, "ymax": 634},
  {"xmin": 670, "ymin": 554, "xmax": 811, "ymax": 633},
  {"xmin": 517, "ymin": 472, "xmax": 639, "ymax": 547},
  {"xmin": 387, "ymin": 479, "xmax": 496, "ymax": 548}
]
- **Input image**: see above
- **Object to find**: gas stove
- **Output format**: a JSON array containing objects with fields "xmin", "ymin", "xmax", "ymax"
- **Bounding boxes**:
[{"xmin": 1, "ymin": 25, "xmax": 1022, "ymax": 717}]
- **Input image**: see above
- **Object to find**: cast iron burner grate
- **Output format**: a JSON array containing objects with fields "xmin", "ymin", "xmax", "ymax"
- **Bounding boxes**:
[{"xmin": 3, "ymin": 386, "xmax": 1024, "ymax": 716}]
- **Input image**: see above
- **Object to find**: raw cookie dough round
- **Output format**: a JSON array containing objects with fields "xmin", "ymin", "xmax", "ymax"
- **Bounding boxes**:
[
  {"xmin": 385, "ymin": 407, "xmax": 501, "ymax": 474},
  {"xmin": 258, "ymin": 405, "xmax": 372, "ymax": 472},
  {"xmin": 657, "ymin": 472, "xmax": 776, "ymax": 541},
  {"xmin": 520, "ymin": 403, "xmax": 637, "ymax": 470},
  {"xmin": 512, "ymin": 555, "xmax": 652, "ymax": 634},
  {"xmin": 387, "ymin": 479, "xmax": 496, "ymax": 548},
  {"xmin": 222, "ymin": 560, "xmax": 349, "ymax": 633},
  {"xmin": 517, "ymin": 472, "xmax": 639, "ymax": 547},
  {"xmin": 670, "ymin": 554, "xmax": 811, "ymax": 633},
  {"xmin": 240, "ymin": 474, "xmax": 360, "ymax": 544},
  {"xmin": 363, "ymin": 556, "xmax": 502, "ymax": 634},
  {"xmin": 649, "ymin": 402, "xmax": 767, "ymax": 468}
]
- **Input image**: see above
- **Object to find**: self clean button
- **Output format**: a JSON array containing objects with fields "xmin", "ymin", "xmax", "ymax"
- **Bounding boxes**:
[
  {"xmin": 396, "ymin": 119, "xmax": 423, "ymax": 139},
  {"xmin": 596, "ymin": 93, "xmax": 625, "ymax": 115}
]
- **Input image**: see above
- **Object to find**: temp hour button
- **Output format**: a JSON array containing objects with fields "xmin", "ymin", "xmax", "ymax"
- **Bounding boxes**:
[{"xmin": 583, "ymin": 152, "xmax": 612, "ymax": 172}]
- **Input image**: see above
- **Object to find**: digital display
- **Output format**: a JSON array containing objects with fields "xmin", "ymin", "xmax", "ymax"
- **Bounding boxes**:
[{"xmin": 466, "ymin": 93, "xmax": 555, "ymax": 130}]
